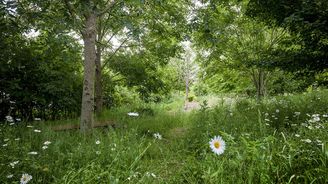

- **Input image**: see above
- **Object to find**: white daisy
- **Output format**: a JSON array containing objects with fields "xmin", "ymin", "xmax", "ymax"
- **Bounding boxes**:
[
  {"xmin": 209, "ymin": 135, "xmax": 226, "ymax": 155},
  {"xmin": 20, "ymin": 173, "xmax": 32, "ymax": 184},
  {"xmin": 95, "ymin": 140, "xmax": 101, "ymax": 145}
]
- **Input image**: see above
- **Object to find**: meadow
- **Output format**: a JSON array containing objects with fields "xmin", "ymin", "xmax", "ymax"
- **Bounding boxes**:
[{"xmin": 1, "ymin": 90, "xmax": 327, "ymax": 184}]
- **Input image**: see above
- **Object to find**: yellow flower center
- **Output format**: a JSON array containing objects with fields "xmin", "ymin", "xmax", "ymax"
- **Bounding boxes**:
[{"xmin": 214, "ymin": 141, "xmax": 220, "ymax": 149}]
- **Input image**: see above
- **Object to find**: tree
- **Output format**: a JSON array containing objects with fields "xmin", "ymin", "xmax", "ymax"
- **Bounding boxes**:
[
  {"xmin": 246, "ymin": 0, "xmax": 328, "ymax": 73},
  {"xmin": 191, "ymin": 1, "xmax": 289, "ymax": 99}
]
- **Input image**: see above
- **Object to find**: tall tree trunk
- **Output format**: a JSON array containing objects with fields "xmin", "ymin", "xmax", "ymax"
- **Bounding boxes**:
[
  {"xmin": 80, "ymin": 12, "xmax": 97, "ymax": 133},
  {"xmin": 95, "ymin": 45, "xmax": 103, "ymax": 116}
]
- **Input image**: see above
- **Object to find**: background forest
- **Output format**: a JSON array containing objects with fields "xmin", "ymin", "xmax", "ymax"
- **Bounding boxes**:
[{"xmin": 0, "ymin": 0, "xmax": 327, "ymax": 183}]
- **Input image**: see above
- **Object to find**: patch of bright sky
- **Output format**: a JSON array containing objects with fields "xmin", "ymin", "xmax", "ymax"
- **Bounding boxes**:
[{"xmin": 187, "ymin": 0, "xmax": 209, "ymax": 23}]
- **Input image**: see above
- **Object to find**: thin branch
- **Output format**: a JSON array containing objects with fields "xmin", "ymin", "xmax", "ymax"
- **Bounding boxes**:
[{"xmin": 101, "ymin": 37, "xmax": 129, "ymax": 70}]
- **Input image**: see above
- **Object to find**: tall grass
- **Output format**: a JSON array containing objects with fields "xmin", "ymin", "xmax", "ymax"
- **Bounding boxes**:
[{"xmin": 0, "ymin": 90, "xmax": 327, "ymax": 183}]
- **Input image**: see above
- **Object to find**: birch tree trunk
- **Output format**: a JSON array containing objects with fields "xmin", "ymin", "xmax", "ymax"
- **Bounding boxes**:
[{"xmin": 80, "ymin": 12, "xmax": 97, "ymax": 133}]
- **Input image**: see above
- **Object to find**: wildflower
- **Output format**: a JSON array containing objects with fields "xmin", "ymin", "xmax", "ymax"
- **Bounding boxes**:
[
  {"xmin": 209, "ymin": 135, "xmax": 226, "ymax": 155},
  {"xmin": 127, "ymin": 112, "xmax": 139, "ymax": 117},
  {"xmin": 42, "ymin": 146, "xmax": 48, "ymax": 150},
  {"xmin": 95, "ymin": 140, "xmax": 100, "ymax": 145},
  {"xmin": 43, "ymin": 141, "xmax": 51, "ymax": 145},
  {"xmin": 28, "ymin": 152, "xmax": 38, "ymax": 155},
  {"xmin": 153, "ymin": 133, "xmax": 162, "ymax": 140},
  {"xmin": 16, "ymin": 118, "xmax": 21, "ymax": 122},
  {"xmin": 9, "ymin": 123, "xmax": 14, "ymax": 125},
  {"xmin": 15, "ymin": 138, "xmax": 20, "ymax": 141},
  {"xmin": 7, "ymin": 174, "xmax": 13, "ymax": 178},
  {"xmin": 9, "ymin": 161, "xmax": 19, "ymax": 168},
  {"xmin": 264, "ymin": 118, "xmax": 270, "ymax": 122},
  {"xmin": 20, "ymin": 173, "xmax": 32, "ymax": 184},
  {"xmin": 2, "ymin": 144, "xmax": 8, "ymax": 147},
  {"xmin": 96, "ymin": 151, "xmax": 101, "ymax": 155},
  {"xmin": 264, "ymin": 113, "xmax": 269, "ymax": 116},
  {"xmin": 294, "ymin": 112, "xmax": 301, "ymax": 116},
  {"xmin": 145, "ymin": 172, "xmax": 156, "ymax": 178},
  {"xmin": 301, "ymin": 139, "xmax": 312, "ymax": 143},
  {"xmin": 4, "ymin": 138, "xmax": 9, "ymax": 142},
  {"xmin": 26, "ymin": 125, "xmax": 33, "ymax": 128},
  {"xmin": 295, "ymin": 134, "xmax": 300, "ymax": 137},
  {"xmin": 323, "ymin": 114, "xmax": 328, "ymax": 118},
  {"xmin": 5, "ymin": 116, "xmax": 14, "ymax": 122},
  {"xmin": 265, "ymin": 123, "xmax": 270, "ymax": 126},
  {"xmin": 276, "ymin": 109, "xmax": 280, "ymax": 113},
  {"xmin": 34, "ymin": 118, "xmax": 41, "ymax": 121},
  {"xmin": 34, "ymin": 129, "xmax": 41, "ymax": 133}
]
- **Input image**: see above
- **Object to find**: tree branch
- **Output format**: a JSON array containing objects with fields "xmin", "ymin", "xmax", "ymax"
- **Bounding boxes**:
[{"xmin": 101, "ymin": 37, "xmax": 129, "ymax": 70}]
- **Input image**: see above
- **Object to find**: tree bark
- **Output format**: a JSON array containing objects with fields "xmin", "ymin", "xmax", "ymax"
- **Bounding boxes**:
[
  {"xmin": 80, "ymin": 12, "xmax": 97, "ymax": 133},
  {"xmin": 95, "ymin": 45, "xmax": 103, "ymax": 116},
  {"xmin": 251, "ymin": 69, "xmax": 267, "ymax": 101}
]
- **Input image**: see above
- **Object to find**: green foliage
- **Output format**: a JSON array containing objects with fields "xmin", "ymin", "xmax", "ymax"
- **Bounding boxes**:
[
  {"xmin": 0, "ymin": 31, "xmax": 83, "ymax": 121},
  {"xmin": 246, "ymin": 0, "xmax": 328, "ymax": 73}
]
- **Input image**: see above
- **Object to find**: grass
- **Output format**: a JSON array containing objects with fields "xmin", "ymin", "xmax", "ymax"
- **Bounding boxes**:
[{"xmin": 1, "ymin": 90, "xmax": 327, "ymax": 183}]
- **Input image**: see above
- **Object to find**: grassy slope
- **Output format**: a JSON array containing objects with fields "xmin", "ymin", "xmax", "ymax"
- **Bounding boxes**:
[{"xmin": 0, "ymin": 90, "xmax": 327, "ymax": 183}]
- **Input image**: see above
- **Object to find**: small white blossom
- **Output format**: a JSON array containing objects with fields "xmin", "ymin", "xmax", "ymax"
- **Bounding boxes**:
[
  {"xmin": 153, "ymin": 133, "xmax": 162, "ymax": 140},
  {"xmin": 7, "ymin": 174, "xmax": 13, "ymax": 178},
  {"xmin": 26, "ymin": 125, "xmax": 33, "ymax": 128},
  {"xmin": 294, "ymin": 112, "xmax": 301, "ymax": 116},
  {"xmin": 43, "ymin": 141, "xmax": 51, "ymax": 145},
  {"xmin": 34, "ymin": 118, "xmax": 41, "ymax": 121},
  {"xmin": 15, "ymin": 138, "xmax": 20, "ymax": 141},
  {"xmin": 9, "ymin": 161, "xmax": 19, "ymax": 168},
  {"xmin": 2, "ymin": 144, "xmax": 8, "ymax": 147},
  {"xmin": 295, "ymin": 134, "xmax": 300, "ymax": 137},
  {"xmin": 95, "ymin": 140, "xmax": 100, "ymax": 145},
  {"xmin": 276, "ymin": 109, "xmax": 280, "ymax": 113},
  {"xmin": 5, "ymin": 115, "xmax": 14, "ymax": 122},
  {"xmin": 127, "ymin": 112, "xmax": 139, "ymax": 117},
  {"xmin": 28, "ymin": 151, "xmax": 38, "ymax": 155},
  {"xmin": 96, "ymin": 151, "xmax": 101, "ymax": 155},
  {"xmin": 4, "ymin": 138, "xmax": 9, "ymax": 142},
  {"xmin": 301, "ymin": 139, "xmax": 312, "ymax": 143},
  {"xmin": 34, "ymin": 129, "xmax": 41, "ymax": 133},
  {"xmin": 42, "ymin": 146, "xmax": 48, "ymax": 150}
]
